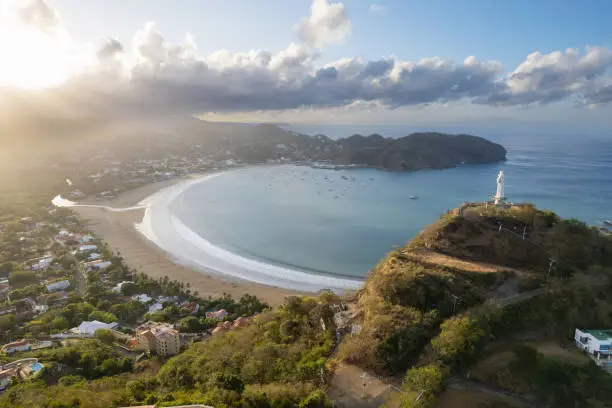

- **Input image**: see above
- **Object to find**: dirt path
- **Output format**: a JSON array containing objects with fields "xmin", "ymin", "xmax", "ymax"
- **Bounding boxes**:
[
  {"xmin": 328, "ymin": 363, "xmax": 398, "ymax": 408},
  {"xmin": 448, "ymin": 379, "xmax": 538, "ymax": 408}
]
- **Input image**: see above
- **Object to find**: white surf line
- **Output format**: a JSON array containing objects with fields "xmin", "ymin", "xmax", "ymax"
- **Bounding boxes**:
[
  {"xmin": 52, "ymin": 171, "xmax": 364, "ymax": 293},
  {"xmin": 51, "ymin": 195, "xmax": 146, "ymax": 212}
]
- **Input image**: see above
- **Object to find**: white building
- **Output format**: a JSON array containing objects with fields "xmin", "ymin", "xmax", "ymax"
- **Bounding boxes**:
[
  {"xmin": 79, "ymin": 235, "xmax": 93, "ymax": 243},
  {"xmin": 1, "ymin": 340, "xmax": 31, "ymax": 354},
  {"xmin": 148, "ymin": 302, "xmax": 164, "ymax": 313},
  {"xmin": 575, "ymin": 329, "xmax": 612, "ymax": 372},
  {"xmin": 132, "ymin": 294, "xmax": 153, "ymax": 303},
  {"xmin": 78, "ymin": 244, "xmax": 97, "ymax": 253},
  {"xmin": 73, "ymin": 320, "xmax": 118, "ymax": 335},
  {"xmin": 45, "ymin": 279, "xmax": 70, "ymax": 292},
  {"xmin": 112, "ymin": 281, "xmax": 133, "ymax": 294},
  {"xmin": 83, "ymin": 260, "xmax": 111, "ymax": 270},
  {"xmin": 33, "ymin": 304, "xmax": 49, "ymax": 314}
]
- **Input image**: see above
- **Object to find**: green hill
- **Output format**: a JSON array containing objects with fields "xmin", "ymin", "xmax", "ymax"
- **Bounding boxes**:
[{"xmin": 337, "ymin": 203, "xmax": 612, "ymax": 408}]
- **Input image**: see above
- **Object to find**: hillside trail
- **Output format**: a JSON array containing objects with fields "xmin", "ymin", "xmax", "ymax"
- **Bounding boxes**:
[
  {"xmin": 447, "ymin": 378, "xmax": 539, "ymax": 408},
  {"xmin": 327, "ymin": 250, "xmax": 545, "ymax": 408}
]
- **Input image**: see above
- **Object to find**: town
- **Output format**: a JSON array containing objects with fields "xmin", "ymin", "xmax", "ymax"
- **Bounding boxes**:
[{"xmin": 0, "ymin": 202, "xmax": 268, "ymax": 393}]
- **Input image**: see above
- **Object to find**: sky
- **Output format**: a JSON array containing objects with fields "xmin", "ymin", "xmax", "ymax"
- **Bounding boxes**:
[{"xmin": 1, "ymin": 0, "xmax": 612, "ymax": 130}]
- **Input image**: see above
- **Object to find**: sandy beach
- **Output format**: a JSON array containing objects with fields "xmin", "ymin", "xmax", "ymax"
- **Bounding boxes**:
[{"xmin": 73, "ymin": 175, "xmax": 307, "ymax": 305}]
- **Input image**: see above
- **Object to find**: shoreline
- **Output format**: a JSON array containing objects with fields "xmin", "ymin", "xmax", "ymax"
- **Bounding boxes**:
[{"xmin": 70, "ymin": 171, "xmax": 363, "ymax": 305}]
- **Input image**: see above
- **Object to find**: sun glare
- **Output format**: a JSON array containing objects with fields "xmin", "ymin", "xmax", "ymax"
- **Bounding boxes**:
[{"xmin": 0, "ymin": 21, "xmax": 72, "ymax": 88}]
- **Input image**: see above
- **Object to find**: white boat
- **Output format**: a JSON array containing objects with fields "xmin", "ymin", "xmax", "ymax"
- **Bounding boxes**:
[{"xmin": 410, "ymin": 195, "xmax": 418, "ymax": 200}]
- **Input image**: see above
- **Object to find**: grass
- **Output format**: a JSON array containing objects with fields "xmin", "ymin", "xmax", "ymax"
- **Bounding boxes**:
[
  {"xmin": 435, "ymin": 389, "xmax": 519, "ymax": 408},
  {"xmin": 525, "ymin": 341, "xmax": 589, "ymax": 366}
]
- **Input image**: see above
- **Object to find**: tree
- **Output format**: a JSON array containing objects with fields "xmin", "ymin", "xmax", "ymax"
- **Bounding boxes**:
[
  {"xmin": 0, "ymin": 261, "xmax": 17, "ymax": 278},
  {"xmin": 94, "ymin": 329, "xmax": 116, "ymax": 345},
  {"xmin": 402, "ymin": 364, "xmax": 448, "ymax": 408},
  {"xmin": 58, "ymin": 375, "xmax": 85, "ymax": 386},
  {"xmin": 88, "ymin": 310, "xmax": 118, "ymax": 324},
  {"xmin": 8, "ymin": 270, "xmax": 39, "ymax": 289},
  {"xmin": 0, "ymin": 314, "xmax": 16, "ymax": 331},
  {"xmin": 120, "ymin": 282, "xmax": 139, "ymax": 296},
  {"xmin": 298, "ymin": 390, "xmax": 333, "ymax": 408},
  {"xmin": 52, "ymin": 316, "xmax": 70, "ymax": 331},
  {"xmin": 213, "ymin": 373, "xmax": 245, "ymax": 393},
  {"xmin": 431, "ymin": 314, "xmax": 486, "ymax": 368},
  {"xmin": 178, "ymin": 316, "xmax": 201, "ymax": 333}
]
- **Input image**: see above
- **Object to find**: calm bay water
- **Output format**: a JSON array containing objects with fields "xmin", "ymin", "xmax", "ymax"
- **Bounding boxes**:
[{"xmin": 170, "ymin": 132, "xmax": 612, "ymax": 279}]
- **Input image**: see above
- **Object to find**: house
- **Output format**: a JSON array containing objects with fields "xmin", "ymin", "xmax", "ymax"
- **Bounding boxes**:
[
  {"xmin": 83, "ymin": 260, "xmax": 111, "ymax": 270},
  {"xmin": 157, "ymin": 296, "xmax": 178, "ymax": 304},
  {"xmin": 233, "ymin": 316, "xmax": 252, "ymax": 328},
  {"xmin": 112, "ymin": 281, "xmax": 133, "ymax": 294},
  {"xmin": 72, "ymin": 320, "xmax": 118, "ymax": 336},
  {"xmin": 37, "ymin": 291, "xmax": 69, "ymax": 306},
  {"xmin": 78, "ymin": 244, "xmax": 97, "ymax": 253},
  {"xmin": 45, "ymin": 279, "xmax": 70, "ymax": 292},
  {"xmin": 31, "ymin": 256, "xmax": 54, "ymax": 272},
  {"xmin": 88, "ymin": 252, "xmax": 101, "ymax": 260},
  {"xmin": 134, "ymin": 322, "xmax": 180, "ymax": 356},
  {"xmin": 148, "ymin": 302, "xmax": 163, "ymax": 313},
  {"xmin": 212, "ymin": 321, "xmax": 233, "ymax": 336},
  {"xmin": 0, "ymin": 284, "xmax": 9, "ymax": 300},
  {"xmin": 0, "ymin": 368, "xmax": 18, "ymax": 391},
  {"xmin": 79, "ymin": 235, "xmax": 93, "ymax": 243},
  {"xmin": 34, "ymin": 304, "xmax": 49, "ymax": 314},
  {"xmin": 180, "ymin": 301, "xmax": 199, "ymax": 315},
  {"xmin": 1, "ymin": 340, "xmax": 31, "ymax": 354},
  {"xmin": 205, "ymin": 309, "xmax": 228, "ymax": 321},
  {"xmin": 132, "ymin": 294, "xmax": 153, "ymax": 303}
]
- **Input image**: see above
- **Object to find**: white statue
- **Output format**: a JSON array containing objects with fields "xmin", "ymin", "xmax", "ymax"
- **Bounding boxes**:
[{"xmin": 494, "ymin": 170, "xmax": 505, "ymax": 205}]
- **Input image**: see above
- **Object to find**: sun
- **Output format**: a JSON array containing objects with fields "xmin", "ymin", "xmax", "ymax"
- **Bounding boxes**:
[{"xmin": 0, "ymin": 21, "xmax": 72, "ymax": 88}]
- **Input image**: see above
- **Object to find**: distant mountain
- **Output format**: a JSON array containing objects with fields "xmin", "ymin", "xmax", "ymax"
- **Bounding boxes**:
[
  {"xmin": 0, "ymin": 112, "xmax": 505, "ymax": 173},
  {"xmin": 331, "ymin": 132, "xmax": 507, "ymax": 171}
]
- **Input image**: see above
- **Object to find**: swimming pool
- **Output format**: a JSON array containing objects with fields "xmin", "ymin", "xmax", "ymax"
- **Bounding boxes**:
[{"xmin": 30, "ymin": 362, "xmax": 43, "ymax": 372}]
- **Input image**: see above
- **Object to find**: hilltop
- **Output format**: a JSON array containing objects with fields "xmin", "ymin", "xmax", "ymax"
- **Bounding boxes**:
[{"xmin": 336, "ymin": 203, "xmax": 612, "ymax": 407}]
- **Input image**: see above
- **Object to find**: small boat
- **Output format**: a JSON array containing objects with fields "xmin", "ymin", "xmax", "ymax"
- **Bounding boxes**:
[
  {"xmin": 410, "ymin": 195, "xmax": 418, "ymax": 200},
  {"xmin": 603, "ymin": 220, "xmax": 612, "ymax": 226}
]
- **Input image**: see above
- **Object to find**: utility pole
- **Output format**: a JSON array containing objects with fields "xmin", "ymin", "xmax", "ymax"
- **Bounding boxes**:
[
  {"xmin": 547, "ymin": 258, "xmax": 555, "ymax": 279},
  {"xmin": 522, "ymin": 226, "xmax": 527, "ymax": 240},
  {"xmin": 360, "ymin": 372, "xmax": 368, "ymax": 398},
  {"xmin": 448, "ymin": 292, "xmax": 461, "ymax": 314}
]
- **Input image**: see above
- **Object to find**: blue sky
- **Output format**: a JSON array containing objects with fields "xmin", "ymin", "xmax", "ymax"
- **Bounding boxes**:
[
  {"xmin": 2, "ymin": 0, "xmax": 612, "ymax": 130},
  {"xmin": 53, "ymin": 0, "xmax": 610, "ymax": 69}
]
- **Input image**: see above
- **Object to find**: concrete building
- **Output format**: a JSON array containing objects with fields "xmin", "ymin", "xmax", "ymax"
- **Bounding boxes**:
[{"xmin": 135, "ymin": 322, "xmax": 180, "ymax": 356}]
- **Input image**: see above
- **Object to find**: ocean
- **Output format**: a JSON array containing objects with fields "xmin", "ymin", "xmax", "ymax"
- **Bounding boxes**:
[{"xmin": 166, "ymin": 131, "xmax": 612, "ymax": 282}]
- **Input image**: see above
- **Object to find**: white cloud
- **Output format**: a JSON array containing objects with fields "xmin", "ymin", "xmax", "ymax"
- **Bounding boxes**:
[
  {"xmin": 295, "ymin": 0, "xmax": 351, "ymax": 48},
  {"xmin": 369, "ymin": 4, "xmax": 387, "ymax": 13},
  {"xmin": 13, "ymin": 0, "xmax": 60, "ymax": 35},
  {"xmin": 1, "ymin": 0, "xmax": 612, "ymax": 121}
]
